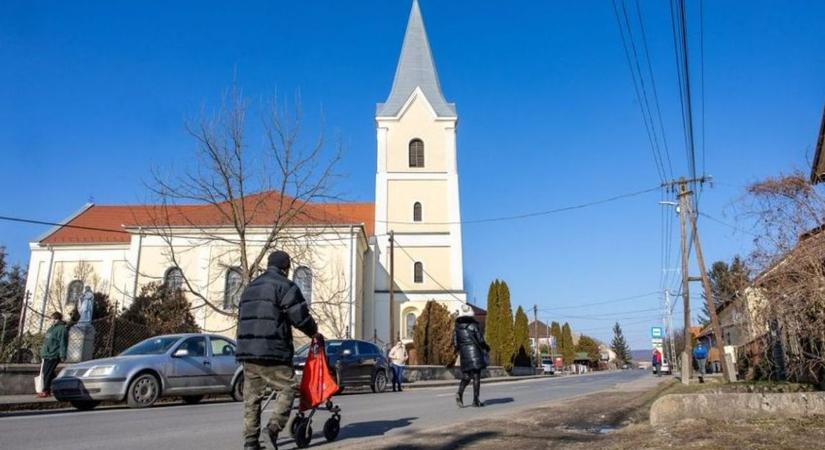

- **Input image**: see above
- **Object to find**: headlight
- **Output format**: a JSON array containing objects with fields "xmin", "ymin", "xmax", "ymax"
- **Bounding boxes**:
[{"xmin": 83, "ymin": 365, "xmax": 116, "ymax": 378}]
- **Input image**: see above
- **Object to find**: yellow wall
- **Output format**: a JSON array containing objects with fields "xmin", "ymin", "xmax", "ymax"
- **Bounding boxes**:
[
  {"xmin": 387, "ymin": 179, "xmax": 449, "ymax": 233},
  {"xmin": 384, "ymin": 95, "xmax": 450, "ymax": 173},
  {"xmin": 390, "ymin": 246, "xmax": 451, "ymax": 291}
]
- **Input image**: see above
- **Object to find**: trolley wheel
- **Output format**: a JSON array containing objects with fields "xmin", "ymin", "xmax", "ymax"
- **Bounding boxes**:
[
  {"xmin": 323, "ymin": 415, "xmax": 341, "ymax": 442},
  {"xmin": 294, "ymin": 419, "xmax": 312, "ymax": 449},
  {"xmin": 290, "ymin": 413, "xmax": 304, "ymax": 437}
]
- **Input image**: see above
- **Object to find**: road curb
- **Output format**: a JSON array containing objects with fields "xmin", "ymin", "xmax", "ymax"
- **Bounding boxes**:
[{"xmin": 404, "ymin": 374, "xmax": 549, "ymax": 389}]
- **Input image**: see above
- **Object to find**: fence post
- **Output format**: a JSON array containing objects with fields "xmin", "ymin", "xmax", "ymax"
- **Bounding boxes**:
[{"xmin": 107, "ymin": 302, "xmax": 118, "ymax": 357}]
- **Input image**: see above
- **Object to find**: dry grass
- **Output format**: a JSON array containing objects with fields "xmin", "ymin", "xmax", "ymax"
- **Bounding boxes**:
[{"xmin": 356, "ymin": 379, "xmax": 825, "ymax": 450}]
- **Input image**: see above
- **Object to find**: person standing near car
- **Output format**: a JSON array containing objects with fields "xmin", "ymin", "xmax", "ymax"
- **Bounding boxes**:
[
  {"xmin": 453, "ymin": 304, "xmax": 490, "ymax": 408},
  {"xmin": 652, "ymin": 349, "xmax": 662, "ymax": 377},
  {"xmin": 37, "ymin": 312, "xmax": 68, "ymax": 398},
  {"xmin": 388, "ymin": 340, "xmax": 408, "ymax": 392},
  {"xmin": 693, "ymin": 342, "xmax": 709, "ymax": 384},
  {"xmin": 236, "ymin": 251, "xmax": 321, "ymax": 450}
]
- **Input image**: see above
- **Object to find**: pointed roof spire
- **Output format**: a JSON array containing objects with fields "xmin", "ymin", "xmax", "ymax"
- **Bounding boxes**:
[{"xmin": 377, "ymin": 0, "xmax": 456, "ymax": 118}]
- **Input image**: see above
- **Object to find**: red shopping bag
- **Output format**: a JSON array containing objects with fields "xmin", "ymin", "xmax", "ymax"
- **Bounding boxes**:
[{"xmin": 299, "ymin": 338, "xmax": 338, "ymax": 412}]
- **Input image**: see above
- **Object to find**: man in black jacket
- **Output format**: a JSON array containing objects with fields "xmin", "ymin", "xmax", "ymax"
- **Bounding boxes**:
[{"xmin": 237, "ymin": 251, "xmax": 320, "ymax": 450}]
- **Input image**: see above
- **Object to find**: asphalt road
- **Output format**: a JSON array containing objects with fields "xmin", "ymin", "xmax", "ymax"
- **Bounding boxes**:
[{"xmin": 0, "ymin": 370, "xmax": 647, "ymax": 450}]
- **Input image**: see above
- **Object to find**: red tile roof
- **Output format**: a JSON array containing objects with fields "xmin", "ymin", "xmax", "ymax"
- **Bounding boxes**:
[{"xmin": 39, "ymin": 191, "xmax": 375, "ymax": 245}]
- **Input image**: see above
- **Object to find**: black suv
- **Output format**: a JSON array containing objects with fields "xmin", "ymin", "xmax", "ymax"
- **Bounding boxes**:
[{"xmin": 294, "ymin": 339, "xmax": 390, "ymax": 393}]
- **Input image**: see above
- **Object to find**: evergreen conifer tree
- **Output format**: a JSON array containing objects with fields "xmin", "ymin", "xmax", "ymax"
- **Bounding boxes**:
[
  {"xmin": 576, "ymin": 334, "xmax": 601, "ymax": 363},
  {"xmin": 413, "ymin": 300, "xmax": 456, "ymax": 366},
  {"xmin": 484, "ymin": 280, "xmax": 501, "ymax": 365},
  {"xmin": 512, "ymin": 306, "xmax": 531, "ymax": 367},
  {"xmin": 611, "ymin": 322, "xmax": 632, "ymax": 365},
  {"xmin": 561, "ymin": 322, "xmax": 575, "ymax": 365},
  {"xmin": 498, "ymin": 281, "xmax": 515, "ymax": 370},
  {"xmin": 550, "ymin": 321, "xmax": 562, "ymax": 356}
]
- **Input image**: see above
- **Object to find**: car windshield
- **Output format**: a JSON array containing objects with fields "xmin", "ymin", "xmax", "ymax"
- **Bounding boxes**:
[
  {"xmin": 120, "ymin": 337, "xmax": 180, "ymax": 356},
  {"xmin": 295, "ymin": 341, "xmax": 344, "ymax": 358},
  {"xmin": 541, "ymin": 358, "xmax": 552, "ymax": 364}
]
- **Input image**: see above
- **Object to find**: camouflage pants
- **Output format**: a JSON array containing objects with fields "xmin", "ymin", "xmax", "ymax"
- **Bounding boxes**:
[{"xmin": 242, "ymin": 362, "xmax": 297, "ymax": 443}]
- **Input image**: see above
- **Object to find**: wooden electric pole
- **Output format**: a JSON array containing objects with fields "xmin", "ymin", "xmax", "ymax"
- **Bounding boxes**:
[
  {"xmin": 677, "ymin": 179, "xmax": 692, "ymax": 385},
  {"xmin": 669, "ymin": 176, "xmax": 733, "ymax": 383},
  {"xmin": 388, "ymin": 230, "xmax": 395, "ymax": 344},
  {"xmin": 691, "ymin": 208, "xmax": 735, "ymax": 382}
]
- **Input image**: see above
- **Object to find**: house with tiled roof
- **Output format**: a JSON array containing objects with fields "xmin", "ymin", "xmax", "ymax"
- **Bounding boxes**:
[{"xmin": 23, "ymin": 0, "xmax": 468, "ymax": 343}]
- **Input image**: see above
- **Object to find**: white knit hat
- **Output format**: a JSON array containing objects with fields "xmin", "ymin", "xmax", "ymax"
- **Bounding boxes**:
[{"xmin": 458, "ymin": 304, "xmax": 474, "ymax": 317}]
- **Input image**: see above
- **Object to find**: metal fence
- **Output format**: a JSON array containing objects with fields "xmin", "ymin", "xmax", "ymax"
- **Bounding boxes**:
[{"xmin": 0, "ymin": 304, "xmax": 153, "ymax": 364}]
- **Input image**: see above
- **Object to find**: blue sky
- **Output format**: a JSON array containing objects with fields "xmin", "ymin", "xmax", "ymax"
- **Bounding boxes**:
[{"xmin": 1, "ymin": 1, "xmax": 823, "ymax": 350}]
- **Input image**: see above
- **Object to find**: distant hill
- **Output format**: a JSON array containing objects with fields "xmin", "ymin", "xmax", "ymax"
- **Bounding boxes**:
[{"xmin": 630, "ymin": 349, "xmax": 651, "ymax": 362}]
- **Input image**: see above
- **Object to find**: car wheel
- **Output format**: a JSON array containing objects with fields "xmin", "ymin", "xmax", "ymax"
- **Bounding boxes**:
[
  {"xmin": 182, "ymin": 395, "xmax": 204, "ymax": 405},
  {"xmin": 70, "ymin": 400, "xmax": 100, "ymax": 411},
  {"xmin": 127, "ymin": 373, "xmax": 160, "ymax": 408},
  {"xmin": 371, "ymin": 370, "xmax": 388, "ymax": 393},
  {"xmin": 231, "ymin": 375, "xmax": 244, "ymax": 402}
]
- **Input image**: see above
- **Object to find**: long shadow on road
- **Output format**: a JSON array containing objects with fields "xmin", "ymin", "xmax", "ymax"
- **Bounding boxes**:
[
  {"xmin": 339, "ymin": 416, "xmax": 418, "ymax": 439},
  {"xmin": 481, "ymin": 397, "xmax": 513, "ymax": 406}
]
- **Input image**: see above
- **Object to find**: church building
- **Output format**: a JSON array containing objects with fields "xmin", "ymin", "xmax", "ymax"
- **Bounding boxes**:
[{"xmin": 22, "ymin": 0, "xmax": 467, "ymax": 345}]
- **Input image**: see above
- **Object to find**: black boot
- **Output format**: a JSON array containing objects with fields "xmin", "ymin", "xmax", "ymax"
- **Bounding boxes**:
[
  {"xmin": 266, "ymin": 424, "xmax": 279, "ymax": 450},
  {"xmin": 244, "ymin": 440, "xmax": 261, "ymax": 450},
  {"xmin": 473, "ymin": 397, "xmax": 484, "ymax": 407},
  {"xmin": 455, "ymin": 393, "xmax": 464, "ymax": 408}
]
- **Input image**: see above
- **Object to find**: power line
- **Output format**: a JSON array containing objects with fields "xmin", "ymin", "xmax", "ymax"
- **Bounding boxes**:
[
  {"xmin": 392, "ymin": 242, "xmax": 465, "ymax": 305},
  {"xmin": 378, "ymin": 185, "xmax": 661, "ymax": 225},
  {"xmin": 610, "ymin": 0, "xmax": 667, "ymax": 182},
  {"xmin": 633, "ymin": 0, "xmax": 674, "ymax": 178},
  {"xmin": 538, "ymin": 291, "xmax": 659, "ymax": 311}
]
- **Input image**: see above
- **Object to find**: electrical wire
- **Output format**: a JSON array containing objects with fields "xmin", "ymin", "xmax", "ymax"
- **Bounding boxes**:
[{"xmin": 377, "ymin": 185, "xmax": 661, "ymax": 225}]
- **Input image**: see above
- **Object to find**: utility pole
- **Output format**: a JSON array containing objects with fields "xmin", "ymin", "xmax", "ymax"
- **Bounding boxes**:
[
  {"xmin": 667, "ymin": 175, "xmax": 732, "ymax": 383},
  {"xmin": 677, "ymin": 179, "xmax": 692, "ymax": 385},
  {"xmin": 388, "ymin": 230, "xmax": 395, "ymax": 344},
  {"xmin": 533, "ymin": 305, "xmax": 540, "ymax": 369},
  {"xmin": 691, "ymin": 210, "xmax": 736, "ymax": 382}
]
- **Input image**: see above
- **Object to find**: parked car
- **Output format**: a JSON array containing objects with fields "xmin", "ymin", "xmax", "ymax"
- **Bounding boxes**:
[
  {"xmin": 52, "ymin": 333, "xmax": 244, "ymax": 411},
  {"xmin": 540, "ymin": 357, "xmax": 555, "ymax": 375},
  {"xmin": 293, "ymin": 339, "xmax": 390, "ymax": 393}
]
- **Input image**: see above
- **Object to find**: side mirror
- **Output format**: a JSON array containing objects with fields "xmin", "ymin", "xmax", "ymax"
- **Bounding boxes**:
[
  {"xmin": 341, "ymin": 349, "xmax": 353, "ymax": 357},
  {"xmin": 173, "ymin": 348, "xmax": 190, "ymax": 358}
]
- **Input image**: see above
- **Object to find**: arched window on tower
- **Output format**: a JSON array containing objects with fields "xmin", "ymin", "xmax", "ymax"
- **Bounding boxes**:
[
  {"xmin": 413, "ymin": 202, "xmax": 422, "ymax": 222},
  {"xmin": 413, "ymin": 262, "xmax": 424, "ymax": 284},
  {"xmin": 224, "ymin": 267, "xmax": 243, "ymax": 310},
  {"xmin": 164, "ymin": 267, "xmax": 184, "ymax": 292},
  {"xmin": 405, "ymin": 312, "xmax": 417, "ymax": 339},
  {"xmin": 293, "ymin": 266, "xmax": 313, "ymax": 305},
  {"xmin": 409, "ymin": 139, "xmax": 424, "ymax": 168}
]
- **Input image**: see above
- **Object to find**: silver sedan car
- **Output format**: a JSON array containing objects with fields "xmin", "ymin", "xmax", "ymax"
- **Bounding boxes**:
[{"xmin": 52, "ymin": 333, "xmax": 244, "ymax": 410}]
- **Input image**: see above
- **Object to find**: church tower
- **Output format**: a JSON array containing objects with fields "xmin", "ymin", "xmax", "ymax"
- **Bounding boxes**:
[{"xmin": 374, "ymin": 0, "xmax": 466, "ymax": 343}]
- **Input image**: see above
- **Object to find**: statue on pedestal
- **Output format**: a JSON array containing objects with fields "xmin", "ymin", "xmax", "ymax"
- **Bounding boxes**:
[
  {"xmin": 78, "ymin": 286, "xmax": 94, "ymax": 324},
  {"xmin": 67, "ymin": 286, "xmax": 96, "ymax": 362}
]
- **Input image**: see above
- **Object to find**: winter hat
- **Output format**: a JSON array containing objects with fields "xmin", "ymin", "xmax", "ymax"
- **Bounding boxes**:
[
  {"xmin": 458, "ymin": 304, "xmax": 474, "ymax": 318},
  {"xmin": 267, "ymin": 251, "xmax": 291, "ymax": 270}
]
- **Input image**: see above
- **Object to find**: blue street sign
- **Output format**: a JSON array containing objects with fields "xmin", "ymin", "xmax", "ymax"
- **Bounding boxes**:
[{"xmin": 651, "ymin": 327, "xmax": 664, "ymax": 338}]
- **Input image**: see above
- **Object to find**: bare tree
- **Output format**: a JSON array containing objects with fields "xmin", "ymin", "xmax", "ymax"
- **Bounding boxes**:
[
  {"xmin": 309, "ymin": 261, "xmax": 352, "ymax": 339},
  {"xmin": 148, "ymin": 87, "xmax": 344, "ymax": 318},
  {"xmin": 737, "ymin": 172, "xmax": 825, "ymax": 386}
]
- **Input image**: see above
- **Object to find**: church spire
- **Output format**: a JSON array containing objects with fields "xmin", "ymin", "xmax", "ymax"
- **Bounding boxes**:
[{"xmin": 377, "ymin": 0, "xmax": 456, "ymax": 118}]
